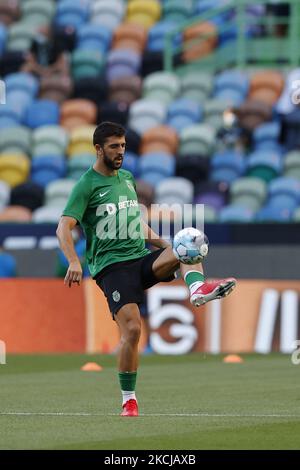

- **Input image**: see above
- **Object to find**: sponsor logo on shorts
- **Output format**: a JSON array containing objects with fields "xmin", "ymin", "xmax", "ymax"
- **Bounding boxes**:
[{"xmin": 112, "ymin": 290, "xmax": 121, "ymax": 302}]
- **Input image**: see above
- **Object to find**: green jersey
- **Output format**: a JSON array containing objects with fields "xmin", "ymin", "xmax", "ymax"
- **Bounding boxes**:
[{"xmin": 62, "ymin": 167, "xmax": 150, "ymax": 277}]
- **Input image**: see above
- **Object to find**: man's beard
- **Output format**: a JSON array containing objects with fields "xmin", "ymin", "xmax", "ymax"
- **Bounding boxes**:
[{"xmin": 103, "ymin": 152, "xmax": 123, "ymax": 170}]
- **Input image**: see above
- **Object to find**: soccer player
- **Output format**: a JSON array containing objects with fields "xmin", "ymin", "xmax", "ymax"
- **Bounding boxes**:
[{"xmin": 56, "ymin": 122, "xmax": 236, "ymax": 417}]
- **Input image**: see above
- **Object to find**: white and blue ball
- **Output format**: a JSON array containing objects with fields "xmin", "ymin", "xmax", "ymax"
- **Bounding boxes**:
[{"xmin": 173, "ymin": 227, "xmax": 209, "ymax": 265}]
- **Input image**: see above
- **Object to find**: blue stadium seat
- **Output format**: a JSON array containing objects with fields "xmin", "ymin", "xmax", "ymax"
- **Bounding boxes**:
[
  {"xmin": 121, "ymin": 151, "xmax": 139, "ymax": 177},
  {"xmin": 0, "ymin": 105, "xmax": 22, "ymax": 128},
  {"xmin": 167, "ymin": 98, "xmax": 202, "ymax": 132},
  {"xmin": 246, "ymin": 150, "xmax": 282, "ymax": 182},
  {"xmin": 24, "ymin": 100, "xmax": 60, "ymax": 128},
  {"xmin": 253, "ymin": 122, "xmax": 282, "ymax": 152},
  {"xmin": 267, "ymin": 177, "xmax": 300, "ymax": 211},
  {"xmin": 147, "ymin": 21, "xmax": 181, "ymax": 51},
  {"xmin": 6, "ymin": 72, "xmax": 39, "ymax": 97},
  {"xmin": 106, "ymin": 49, "xmax": 141, "ymax": 82},
  {"xmin": 77, "ymin": 24, "xmax": 112, "ymax": 53},
  {"xmin": 219, "ymin": 204, "xmax": 255, "ymax": 223},
  {"xmin": 214, "ymin": 70, "xmax": 249, "ymax": 106},
  {"xmin": 31, "ymin": 155, "xmax": 66, "ymax": 187},
  {"xmin": 211, "ymin": 150, "xmax": 245, "ymax": 183},
  {"xmin": 139, "ymin": 152, "xmax": 175, "ymax": 187},
  {"xmin": 55, "ymin": 0, "xmax": 89, "ymax": 29},
  {"xmin": 256, "ymin": 205, "xmax": 293, "ymax": 222}
]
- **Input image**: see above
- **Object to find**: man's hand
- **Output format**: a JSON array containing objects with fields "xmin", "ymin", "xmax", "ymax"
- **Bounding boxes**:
[{"xmin": 64, "ymin": 260, "xmax": 83, "ymax": 288}]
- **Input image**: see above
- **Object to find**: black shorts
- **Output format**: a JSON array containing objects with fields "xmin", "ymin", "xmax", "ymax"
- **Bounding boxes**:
[{"xmin": 95, "ymin": 248, "xmax": 175, "ymax": 319}]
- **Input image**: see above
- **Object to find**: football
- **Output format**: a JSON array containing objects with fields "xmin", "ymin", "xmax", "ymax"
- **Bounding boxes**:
[{"xmin": 173, "ymin": 227, "xmax": 209, "ymax": 265}]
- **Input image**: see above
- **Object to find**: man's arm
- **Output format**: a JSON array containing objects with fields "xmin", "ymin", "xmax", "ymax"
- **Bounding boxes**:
[
  {"xmin": 142, "ymin": 220, "xmax": 170, "ymax": 249},
  {"xmin": 56, "ymin": 216, "xmax": 83, "ymax": 287}
]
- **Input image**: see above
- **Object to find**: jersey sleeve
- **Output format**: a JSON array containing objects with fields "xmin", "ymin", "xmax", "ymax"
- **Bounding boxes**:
[{"xmin": 62, "ymin": 177, "xmax": 91, "ymax": 224}]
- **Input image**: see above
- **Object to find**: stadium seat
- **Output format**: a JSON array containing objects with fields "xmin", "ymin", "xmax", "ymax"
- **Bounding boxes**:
[
  {"xmin": 214, "ymin": 70, "xmax": 249, "ymax": 106},
  {"xmin": 155, "ymin": 177, "xmax": 194, "ymax": 205},
  {"xmin": 204, "ymin": 205, "xmax": 218, "ymax": 223},
  {"xmin": 98, "ymin": 101, "xmax": 129, "ymax": 126},
  {"xmin": 24, "ymin": 99, "xmax": 60, "ymax": 129},
  {"xmin": 45, "ymin": 179, "xmax": 77, "ymax": 208},
  {"xmin": 218, "ymin": 204, "xmax": 255, "ymax": 223},
  {"xmin": 39, "ymin": 75, "xmax": 73, "ymax": 104},
  {"xmin": 194, "ymin": 181, "xmax": 229, "ymax": 211},
  {"xmin": 249, "ymin": 70, "xmax": 285, "ymax": 106},
  {"xmin": 147, "ymin": 21, "xmax": 181, "ymax": 51},
  {"xmin": 71, "ymin": 49, "xmax": 105, "ymax": 80},
  {"xmin": 284, "ymin": 151, "xmax": 300, "ymax": 180},
  {"xmin": 0, "ymin": 180, "xmax": 10, "ymax": 210},
  {"xmin": 246, "ymin": 150, "xmax": 282, "ymax": 182},
  {"xmin": 0, "ymin": 205, "xmax": 32, "ymax": 222},
  {"xmin": 280, "ymin": 108, "xmax": 300, "ymax": 151},
  {"xmin": 55, "ymin": 0, "xmax": 89, "ymax": 29},
  {"xmin": 135, "ymin": 180, "xmax": 154, "ymax": 207},
  {"xmin": 0, "ymin": 126, "xmax": 31, "ymax": 155},
  {"xmin": 129, "ymin": 99, "xmax": 167, "ymax": 135},
  {"xmin": 112, "ymin": 22, "xmax": 148, "ymax": 53},
  {"xmin": 121, "ymin": 151, "xmax": 139, "ymax": 177},
  {"xmin": 230, "ymin": 177, "xmax": 267, "ymax": 212},
  {"xmin": 179, "ymin": 124, "xmax": 216, "ymax": 157},
  {"xmin": 0, "ymin": 104, "xmax": 23, "ymax": 128},
  {"xmin": 125, "ymin": 128, "xmax": 141, "ymax": 154},
  {"xmin": 32, "ymin": 205, "xmax": 63, "ymax": 223},
  {"xmin": 140, "ymin": 125, "xmax": 178, "ymax": 155},
  {"xmin": 67, "ymin": 154, "xmax": 95, "ymax": 180},
  {"xmin": 210, "ymin": 150, "xmax": 245, "ymax": 184},
  {"xmin": 32, "ymin": 125, "xmax": 69, "ymax": 157},
  {"xmin": 256, "ymin": 204, "xmax": 293, "ymax": 222},
  {"xmin": 106, "ymin": 49, "xmax": 141, "ymax": 82},
  {"xmin": 253, "ymin": 122, "xmax": 282, "ymax": 152},
  {"xmin": 234, "ymin": 100, "xmax": 273, "ymax": 132},
  {"xmin": 31, "ymin": 155, "xmax": 66, "ymax": 187},
  {"xmin": 7, "ymin": 21, "xmax": 37, "ymax": 50},
  {"xmin": 60, "ymin": 99, "xmax": 97, "ymax": 131},
  {"xmin": 90, "ymin": 0, "xmax": 125, "ymax": 30},
  {"xmin": 182, "ymin": 22, "xmax": 218, "ymax": 63},
  {"xmin": 0, "ymin": 153, "xmax": 30, "ymax": 187},
  {"xmin": 167, "ymin": 98, "xmax": 203, "ymax": 133},
  {"xmin": 72, "ymin": 75, "xmax": 108, "ymax": 105},
  {"xmin": 204, "ymin": 99, "xmax": 231, "ymax": 131},
  {"xmin": 10, "ymin": 182, "xmax": 44, "ymax": 211},
  {"xmin": 68, "ymin": 126, "xmax": 96, "ymax": 157},
  {"xmin": 180, "ymin": 72, "xmax": 213, "ymax": 103},
  {"xmin": 267, "ymin": 177, "xmax": 300, "ymax": 211},
  {"xmin": 176, "ymin": 154, "xmax": 209, "ymax": 184},
  {"xmin": 77, "ymin": 24, "xmax": 112, "ymax": 53},
  {"xmin": 126, "ymin": 0, "xmax": 161, "ymax": 29},
  {"xmin": 21, "ymin": 0, "xmax": 55, "ymax": 27},
  {"xmin": 0, "ymin": 0, "xmax": 20, "ymax": 26},
  {"xmin": 108, "ymin": 75, "xmax": 142, "ymax": 105},
  {"xmin": 139, "ymin": 152, "xmax": 175, "ymax": 186},
  {"xmin": 142, "ymin": 71, "xmax": 180, "ymax": 104},
  {"xmin": 163, "ymin": 1, "xmax": 193, "ymax": 23}
]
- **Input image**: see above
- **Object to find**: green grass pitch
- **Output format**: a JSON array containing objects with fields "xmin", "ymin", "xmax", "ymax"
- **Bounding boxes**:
[{"xmin": 0, "ymin": 353, "xmax": 299, "ymax": 450}]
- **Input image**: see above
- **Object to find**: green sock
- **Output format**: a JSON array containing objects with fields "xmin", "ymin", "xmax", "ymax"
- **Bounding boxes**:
[
  {"xmin": 118, "ymin": 371, "xmax": 137, "ymax": 391},
  {"xmin": 184, "ymin": 271, "xmax": 205, "ymax": 294}
]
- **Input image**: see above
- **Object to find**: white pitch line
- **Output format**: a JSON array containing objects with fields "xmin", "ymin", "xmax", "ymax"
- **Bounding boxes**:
[{"xmin": 0, "ymin": 412, "xmax": 299, "ymax": 418}]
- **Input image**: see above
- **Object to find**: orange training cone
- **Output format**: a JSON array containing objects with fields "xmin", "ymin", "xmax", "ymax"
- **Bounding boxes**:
[
  {"xmin": 80, "ymin": 362, "xmax": 103, "ymax": 371},
  {"xmin": 223, "ymin": 354, "xmax": 244, "ymax": 363}
]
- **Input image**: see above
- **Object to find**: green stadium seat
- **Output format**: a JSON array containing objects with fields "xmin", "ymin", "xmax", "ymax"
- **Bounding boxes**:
[
  {"xmin": 45, "ymin": 179, "xmax": 76, "ymax": 208},
  {"xmin": 230, "ymin": 177, "xmax": 267, "ymax": 212},
  {"xmin": 21, "ymin": 0, "xmax": 55, "ymax": 27},
  {"xmin": 180, "ymin": 72, "xmax": 213, "ymax": 103},
  {"xmin": 7, "ymin": 21, "xmax": 37, "ymax": 51},
  {"xmin": 204, "ymin": 99, "xmax": 231, "ymax": 131},
  {"xmin": 32, "ymin": 125, "xmax": 69, "ymax": 157},
  {"xmin": 0, "ymin": 127, "xmax": 32, "ymax": 155},
  {"xmin": 67, "ymin": 154, "xmax": 95, "ymax": 180},
  {"xmin": 71, "ymin": 50, "xmax": 105, "ymax": 80},
  {"xmin": 284, "ymin": 151, "xmax": 300, "ymax": 180},
  {"xmin": 142, "ymin": 71, "xmax": 180, "ymax": 104},
  {"xmin": 179, "ymin": 124, "xmax": 216, "ymax": 157}
]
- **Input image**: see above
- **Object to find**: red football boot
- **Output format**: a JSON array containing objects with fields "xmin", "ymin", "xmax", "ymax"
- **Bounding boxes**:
[
  {"xmin": 120, "ymin": 399, "xmax": 139, "ymax": 417},
  {"xmin": 190, "ymin": 278, "xmax": 236, "ymax": 307}
]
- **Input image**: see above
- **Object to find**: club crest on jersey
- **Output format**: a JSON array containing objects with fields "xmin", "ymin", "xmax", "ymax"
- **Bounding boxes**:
[
  {"xmin": 126, "ymin": 180, "xmax": 135, "ymax": 192},
  {"xmin": 112, "ymin": 290, "xmax": 121, "ymax": 302}
]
